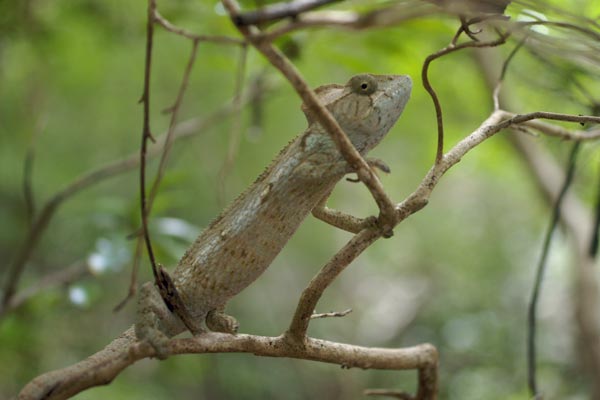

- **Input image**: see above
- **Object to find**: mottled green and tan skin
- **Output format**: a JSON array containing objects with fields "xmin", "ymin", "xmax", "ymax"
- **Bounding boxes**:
[{"xmin": 136, "ymin": 74, "xmax": 412, "ymax": 351}]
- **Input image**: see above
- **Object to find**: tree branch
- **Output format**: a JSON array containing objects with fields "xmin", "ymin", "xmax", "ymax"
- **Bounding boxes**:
[
  {"xmin": 287, "ymin": 229, "xmax": 381, "ymax": 339},
  {"xmin": 255, "ymin": 3, "xmax": 436, "ymax": 42},
  {"xmin": 233, "ymin": 0, "xmax": 342, "ymax": 26},
  {"xmin": 153, "ymin": 10, "xmax": 244, "ymax": 44},
  {"xmin": 18, "ymin": 329, "xmax": 438, "ymax": 400},
  {"xmin": 422, "ymin": 27, "xmax": 508, "ymax": 164}
]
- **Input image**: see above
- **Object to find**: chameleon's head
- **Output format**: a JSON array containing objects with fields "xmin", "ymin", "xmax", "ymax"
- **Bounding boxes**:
[{"xmin": 303, "ymin": 73, "xmax": 412, "ymax": 153}]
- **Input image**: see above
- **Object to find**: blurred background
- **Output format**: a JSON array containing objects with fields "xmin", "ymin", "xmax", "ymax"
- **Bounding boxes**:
[{"xmin": 2, "ymin": 0, "xmax": 600, "ymax": 399}]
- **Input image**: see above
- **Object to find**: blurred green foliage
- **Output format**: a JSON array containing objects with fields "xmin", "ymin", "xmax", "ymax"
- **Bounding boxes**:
[{"xmin": 1, "ymin": 0, "xmax": 599, "ymax": 399}]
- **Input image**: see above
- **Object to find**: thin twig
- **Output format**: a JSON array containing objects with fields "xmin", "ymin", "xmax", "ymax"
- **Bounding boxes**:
[
  {"xmin": 422, "ymin": 27, "xmax": 508, "ymax": 164},
  {"xmin": 138, "ymin": 0, "xmax": 200, "ymax": 335},
  {"xmin": 497, "ymin": 111, "xmax": 600, "ymax": 131},
  {"xmin": 311, "ymin": 308, "xmax": 352, "ymax": 319},
  {"xmin": 139, "ymin": 0, "xmax": 159, "ymax": 280},
  {"xmin": 233, "ymin": 0, "xmax": 342, "ymax": 26},
  {"xmin": 113, "ymin": 238, "xmax": 144, "ymax": 312},
  {"xmin": 496, "ymin": 110, "xmax": 600, "ymax": 140},
  {"xmin": 256, "ymin": 3, "xmax": 436, "ymax": 42},
  {"xmin": 527, "ymin": 141, "xmax": 581, "ymax": 398},
  {"xmin": 493, "ymin": 36, "xmax": 527, "ymax": 110},
  {"xmin": 153, "ymin": 9, "xmax": 244, "ymax": 45},
  {"xmin": 5, "ymin": 260, "xmax": 89, "ymax": 314},
  {"xmin": 147, "ymin": 39, "xmax": 200, "ymax": 215},
  {"xmin": 287, "ymin": 229, "xmax": 380, "ymax": 338}
]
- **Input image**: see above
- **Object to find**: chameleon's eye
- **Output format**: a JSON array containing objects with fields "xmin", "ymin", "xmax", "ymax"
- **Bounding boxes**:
[{"xmin": 350, "ymin": 74, "xmax": 377, "ymax": 95}]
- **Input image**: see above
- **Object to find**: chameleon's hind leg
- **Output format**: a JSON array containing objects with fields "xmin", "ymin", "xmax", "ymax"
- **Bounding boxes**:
[
  {"xmin": 206, "ymin": 306, "xmax": 240, "ymax": 334},
  {"xmin": 135, "ymin": 282, "xmax": 179, "ymax": 359}
]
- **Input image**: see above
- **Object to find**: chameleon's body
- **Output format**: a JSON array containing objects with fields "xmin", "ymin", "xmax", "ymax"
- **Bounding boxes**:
[{"xmin": 136, "ymin": 74, "xmax": 412, "ymax": 345}]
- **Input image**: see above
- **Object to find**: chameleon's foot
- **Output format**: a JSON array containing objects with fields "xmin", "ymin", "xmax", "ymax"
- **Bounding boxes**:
[
  {"xmin": 206, "ymin": 310, "xmax": 239, "ymax": 334},
  {"xmin": 365, "ymin": 157, "xmax": 391, "ymax": 174},
  {"xmin": 134, "ymin": 325, "xmax": 171, "ymax": 360},
  {"xmin": 345, "ymin": 157, "xmax": 391, "ymax": 183}
]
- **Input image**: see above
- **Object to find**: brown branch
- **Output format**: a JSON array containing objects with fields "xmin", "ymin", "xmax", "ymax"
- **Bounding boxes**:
[
  {"xmin": 152, "ymin": 10, "xmax": 244, "ymax": 44},
  {"xmin": 396, "ymin": 110, "xmax": 505, "ymax": 222},
  {"xmin": 590, "ymin": 164, "xmax": 600, "ymax": 257},
  {"xmin": 222, "ymin": 0, "xmax": 397, "ymax": 235},
  {"xmin": 233, "ymin": 0, "xmax": 342, "ymax": 26},
  {"xmin": 310, "ymin": 308, "xmax": 352, "ymax": 319},
  {"xmin": 287, "ymin": 229, "xmax": 381, "ymax": 338},
  {"xmin": 139, "ymin": 0, "xmax": 159, "ymax": 280},
  {"xmin": 113, "ymin": 239, "xmax": 144, "ymax": 312},
  {"xmin": 493, "ymin": 37, "xmax": 527, "ymax": 110},
  {"xmin": 18, "ymin": 329, "xmax": 437, "ymax": 400},
  {"xmin": 496, "ymin": 111, "xmax": 600, "ymax": 140},
  {"xmin": 147, "ymin": 39, "xmax": 200, "ymax": 218},
  {"xmin": 421, "ymin": 27, "xmax": 508, "ymax": 164},
  {"xmin": 5, "ymin": 260, "xmax": 89, "ymax": 315},
  {"xmin": 138, "ymin": 0, "xmax": 204, "ymax": 335},
  {"xmin": 256, "ymin": 3, "xmax": 436, "ymax": 42},
  {"xmin": 527, "ymin": 142, "xmax": 581, "ymax": 397}
]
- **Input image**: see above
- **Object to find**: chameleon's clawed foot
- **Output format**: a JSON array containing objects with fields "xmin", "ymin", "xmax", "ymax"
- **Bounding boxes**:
[
  {"xmin": 135, "ymin": 325, "xmax": 171, "ymax": 360},
  {"xmin": 366, "ymin": 157, "xmax": 391, "ymax": 174},
  {"xmin": 346, "ymin": 158, "xmax": 390, "ymax": 183},
  {"xmin": 206, "ymin": 310, "xmax": 239, "ymax": 334}
]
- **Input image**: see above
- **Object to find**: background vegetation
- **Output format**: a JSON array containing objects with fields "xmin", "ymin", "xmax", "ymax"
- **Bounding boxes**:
[{"xmin": 2, "ymin": 0, "xmax": 599, "ymax": 399}]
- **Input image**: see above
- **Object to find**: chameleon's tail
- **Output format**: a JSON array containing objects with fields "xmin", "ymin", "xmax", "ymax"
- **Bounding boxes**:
[{"xmin": 18, "ymin": 327, "xmax": 141, "ymax": 400}]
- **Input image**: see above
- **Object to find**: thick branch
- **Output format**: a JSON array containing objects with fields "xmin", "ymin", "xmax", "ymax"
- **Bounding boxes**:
[{"xmin": 18, "ymin": 329, "xmax": 437, "ymax": 400}]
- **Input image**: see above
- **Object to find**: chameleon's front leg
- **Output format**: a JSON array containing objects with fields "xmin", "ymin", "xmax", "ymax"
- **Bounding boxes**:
[
  {"xmin": 311, "ymin": 157, "xmax": 390, "ymax": 233},
  {"xmin": 206, "ymin": 307, "xmax": 240, "ymax": 334},
  {"xmin": 312, "ymin": 189, "xmax": 378, "ymax": 233}
]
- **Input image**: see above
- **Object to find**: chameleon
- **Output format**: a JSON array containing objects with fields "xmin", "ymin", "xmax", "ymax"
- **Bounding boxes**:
[
  {"xmin": 135, "ymin": 73, "xmax": 412, "ymax": 353},
  {"xmin": 17, "ymin": 73, "xmax": 411, "ymax": 399}
]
